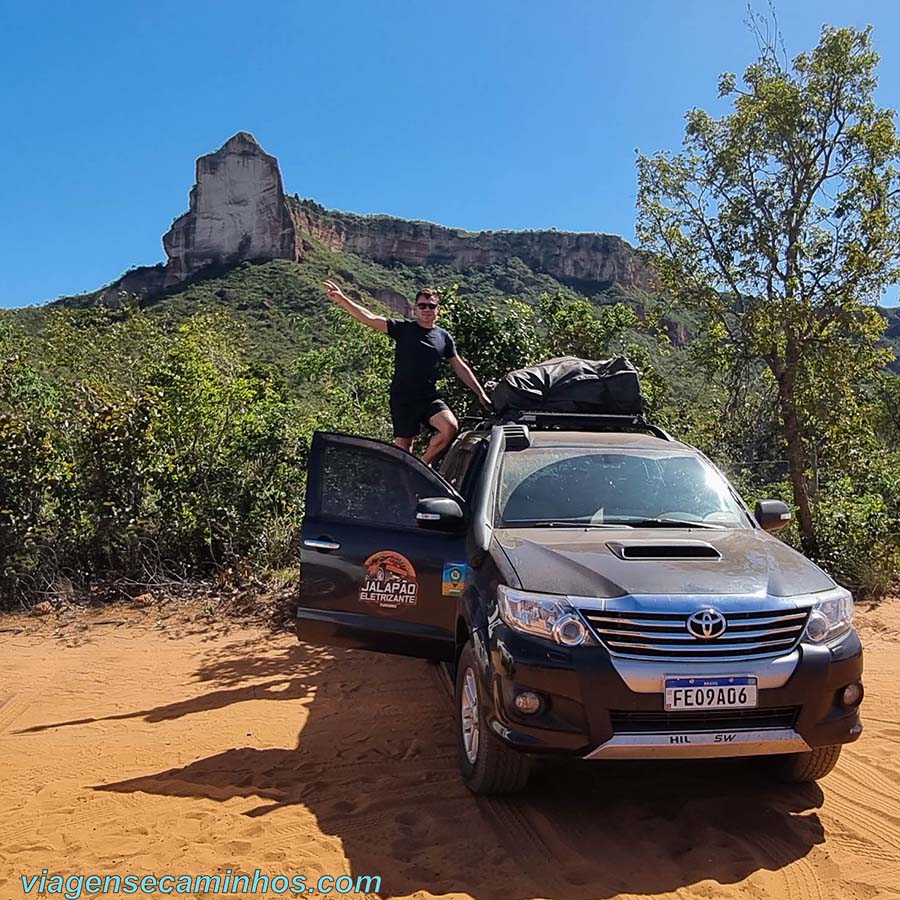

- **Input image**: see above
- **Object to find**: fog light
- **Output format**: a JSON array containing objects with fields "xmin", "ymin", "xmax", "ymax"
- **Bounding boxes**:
[
  {"xmin": 514, "ymin": 691, "xmax": 542, "ymax": 714},
  {"xmin": 841, "ymin": 682, "xmax": 864, "ymax": 707}
]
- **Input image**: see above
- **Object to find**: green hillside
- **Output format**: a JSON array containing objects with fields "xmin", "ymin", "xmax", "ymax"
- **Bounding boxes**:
[
  {"xmin": 41, "ymin": 235, "xmax": 659, "ymax": 370},
  {"xmin": 36, "ymin": 227, "xmax": 893, "ymax": 379}
]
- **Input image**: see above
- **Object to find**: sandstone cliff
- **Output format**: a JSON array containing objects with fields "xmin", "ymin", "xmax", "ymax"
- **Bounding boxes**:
[
  {"xmin": 157, "ymin": 132, "xmax": 655, "ymax": 295},
  {"xmin": 290, "ymin": 200, "xmax": 655, "ymax": 294},
  {"xmin": 162, "ymin": 132, "xmax": 297, "ymax": 286}
]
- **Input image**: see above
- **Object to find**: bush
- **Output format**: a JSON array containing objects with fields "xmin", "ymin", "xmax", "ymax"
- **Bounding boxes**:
[
  {"xmin": 814, "ymin": 479, "xmax": 900, "ymax": 597},
  {"xmin": 0, "ymin": 310, "xmax": 310, "ymax": 605}
]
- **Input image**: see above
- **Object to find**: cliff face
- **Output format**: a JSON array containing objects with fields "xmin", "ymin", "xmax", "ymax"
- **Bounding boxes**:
[
  {"xmin": 162, "ymin": 132, "xmax": 297, "ymax": 286},
  {"xmin": 290, "ymin": 200, "xmax": 656, "ymax": 294},
  {"xmin": 86, "ymin": 132, "xmax": 657, "ymax": 306}
]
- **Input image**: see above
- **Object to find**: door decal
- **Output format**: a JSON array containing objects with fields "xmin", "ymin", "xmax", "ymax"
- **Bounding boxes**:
[
  {"xmin": 360, "ymin": 551, "xmax": 419, "ymax": 610},
  {"xmin": 442, "ymin": 563, "xmax": 467, "ymax": 596}
]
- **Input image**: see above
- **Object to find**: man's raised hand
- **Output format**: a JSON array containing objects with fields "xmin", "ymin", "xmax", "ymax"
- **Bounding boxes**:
[
  {"xmin": 323, "ymin": 279, "xmax": 347, "ymax": 303},
  {"xmin": 322, "ymin": 280, "xmax": 388, "ymax": 333}
]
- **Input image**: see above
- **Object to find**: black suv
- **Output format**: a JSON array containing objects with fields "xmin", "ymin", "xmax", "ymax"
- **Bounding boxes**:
[{"xmin": 297, "ymin": 414, "xmax": 864, "ymax": 794}]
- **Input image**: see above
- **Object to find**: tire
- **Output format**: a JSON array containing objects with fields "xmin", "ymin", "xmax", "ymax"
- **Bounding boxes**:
[
  {"xmin": 455, "ymin": 640, "xmax": 532, "ymax": 795},
  {"xmin": 770, "ymin": 744, "xmax": 843, "ymax": 783}
]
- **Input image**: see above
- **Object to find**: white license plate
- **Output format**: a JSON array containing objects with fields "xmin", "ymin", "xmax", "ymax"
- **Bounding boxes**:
[{"xmin": 664, "ymin": 676, "xmax": 758, "ymax": 711}]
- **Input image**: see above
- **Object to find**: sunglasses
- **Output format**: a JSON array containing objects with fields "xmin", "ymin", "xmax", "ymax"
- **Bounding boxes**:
[{"xmin": 416, "ymin": 302, "xmax": 439, "ymax": 310}]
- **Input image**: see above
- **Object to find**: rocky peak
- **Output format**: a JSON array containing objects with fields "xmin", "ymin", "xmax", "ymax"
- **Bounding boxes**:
[{"xmin": 162, "ymin": 132, "xmax": 297, "ymax": 286}]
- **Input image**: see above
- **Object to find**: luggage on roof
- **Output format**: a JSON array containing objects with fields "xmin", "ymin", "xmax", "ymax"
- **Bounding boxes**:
[{"xmin": 491, "ymin": 356, "xmax": 643, "ymax": 416}]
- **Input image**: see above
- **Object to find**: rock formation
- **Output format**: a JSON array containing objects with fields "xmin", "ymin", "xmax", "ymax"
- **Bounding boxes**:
[
  {"xmin": 82, "ymin": 132, "xmax": 658, "ymax": 306},
  {"xmin": 290, "ymin": 201, "xmax": 656, "ymax": 294},
  {"xmin": 162, "ymin": 132, "xmax": 297, "ymax": 286}
]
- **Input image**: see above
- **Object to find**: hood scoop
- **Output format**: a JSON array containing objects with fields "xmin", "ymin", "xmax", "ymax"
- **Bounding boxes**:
[{"xmin": 606, "ymin": 540, "xmax": 721, "ymax": 561}]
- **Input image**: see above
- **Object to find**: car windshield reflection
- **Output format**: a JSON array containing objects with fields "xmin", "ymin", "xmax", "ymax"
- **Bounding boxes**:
[{"xmin": 496, "ymin": 448, "xmax": 748, "ymax": 529}]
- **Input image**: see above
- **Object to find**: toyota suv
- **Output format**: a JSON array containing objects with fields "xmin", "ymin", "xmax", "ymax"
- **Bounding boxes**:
[{"xmin": 296, "ymin": 412, "xmax": 864, "ymax": 794}]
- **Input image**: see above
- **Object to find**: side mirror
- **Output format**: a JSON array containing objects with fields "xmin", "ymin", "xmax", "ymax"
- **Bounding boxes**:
[
  {"xmin": 416, "ymin": 497, "xmax": 465, "ymax": 532},
  {"xmin": 755, "ymin": 499, "xmax": 792, "ymax": 532}
]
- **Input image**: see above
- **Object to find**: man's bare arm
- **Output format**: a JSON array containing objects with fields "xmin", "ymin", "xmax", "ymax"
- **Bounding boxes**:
[
  {"xmin": 450, "ymin": 355, "xmax": 492, "ymax": 409},
  {"xmin": 323, "ymin": 280, "xmax": 388, "ymax": 333}
]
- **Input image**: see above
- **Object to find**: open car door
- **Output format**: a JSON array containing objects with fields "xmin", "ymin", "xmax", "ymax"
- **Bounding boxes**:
[{"xmin": 298, "ymin": 432, "xmax": 469, "ymax": 661}]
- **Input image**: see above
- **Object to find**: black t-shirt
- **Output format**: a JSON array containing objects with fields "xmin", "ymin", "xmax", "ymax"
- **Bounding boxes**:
[{"xmin": 386, "ymin": 319, "xmax": 457, "ymax": 400}]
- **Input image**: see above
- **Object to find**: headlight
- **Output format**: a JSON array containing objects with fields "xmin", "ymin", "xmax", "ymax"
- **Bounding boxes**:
[
  {"xmin": 497, "ymin": 585, "xmax": 592, "ymax": 646},
  {"xmin": 803, "ymin": 587, "xmax": 854, "ymax": 644}
]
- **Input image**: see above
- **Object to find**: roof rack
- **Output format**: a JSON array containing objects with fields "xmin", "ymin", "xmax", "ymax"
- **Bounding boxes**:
[{"xmin": 466, "ymin": 410, "xmax": 673, "ymax": 442}]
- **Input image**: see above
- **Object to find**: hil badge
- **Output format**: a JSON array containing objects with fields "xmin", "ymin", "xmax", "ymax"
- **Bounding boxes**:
[
  {"xmin": 442, "ymin": 562, "xmax": 467, "ymax": 596},
  {"xmin": 360, "ymin": 551, "xmax": 418, "ymax": 610}
]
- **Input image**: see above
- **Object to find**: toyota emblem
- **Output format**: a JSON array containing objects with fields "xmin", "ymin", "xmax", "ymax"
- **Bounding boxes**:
[{"xmin": 687, "ymin": 608, "xmax": 727, "ymax": 639}]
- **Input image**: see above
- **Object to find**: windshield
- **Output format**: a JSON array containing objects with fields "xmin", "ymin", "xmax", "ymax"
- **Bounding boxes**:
[{"xmin": 496, "ymin": 446, "xmax": 749, "ymax": 528}]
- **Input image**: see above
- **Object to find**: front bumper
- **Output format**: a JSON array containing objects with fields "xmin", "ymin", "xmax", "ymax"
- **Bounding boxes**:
[
  {"xmin": 583, "ymin": 728, "xmax": 810, "ymax": 759},
  {"xmin": 483, "ymin": 624, "xmax": 863, "ymax": 760}
]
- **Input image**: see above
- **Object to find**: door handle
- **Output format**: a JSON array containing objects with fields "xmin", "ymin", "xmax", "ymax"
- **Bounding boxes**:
[{"xmin": 303, "ymin": 538, "xmax": 341, "ymax": 551}]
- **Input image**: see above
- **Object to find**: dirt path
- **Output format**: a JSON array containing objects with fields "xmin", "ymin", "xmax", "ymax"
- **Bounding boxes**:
[{"xmin": 1, "ymin": 600, "xmax": 899, "ymax": 900}]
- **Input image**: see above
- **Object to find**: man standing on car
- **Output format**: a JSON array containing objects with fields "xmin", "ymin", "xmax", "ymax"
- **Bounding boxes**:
[{"xmin": 323, "ymin": 280, "xmax": 491, "ymax": 465}]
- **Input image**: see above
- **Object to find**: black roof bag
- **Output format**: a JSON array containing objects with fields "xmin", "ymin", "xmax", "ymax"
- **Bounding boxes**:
[{"xmin": 491, "ymin": 356, "xmax": 643, "ymax": 416}]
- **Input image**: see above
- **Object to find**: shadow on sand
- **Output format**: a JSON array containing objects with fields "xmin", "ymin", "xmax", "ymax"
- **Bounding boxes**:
[{"xmin": 68, "ymin": 633, "xmax": 823, "ymax": 899}]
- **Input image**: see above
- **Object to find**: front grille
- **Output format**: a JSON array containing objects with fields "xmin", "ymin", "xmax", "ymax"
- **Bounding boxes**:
[
  {"xmin": 610, "ymin": 707, "xmax": 799, "ymax": 734},
  {"xmin": 581, "ymin": 607, "xmax": 809, "ymax": 660}
]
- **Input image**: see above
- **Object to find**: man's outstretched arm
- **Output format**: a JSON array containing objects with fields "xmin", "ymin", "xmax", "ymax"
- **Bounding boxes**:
[
  {"xmin": 450, "ymin": 356, "xmax": 492, "ymax": 410},
  {"xmin": 323, "ymin": 279, "xmax": 388, "ymax": 333}
]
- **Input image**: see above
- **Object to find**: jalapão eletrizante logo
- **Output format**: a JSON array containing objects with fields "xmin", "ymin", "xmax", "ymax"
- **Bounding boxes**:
[{"xmin": 359, "ymin": 551, "xmax": 418, "ymax": 610}]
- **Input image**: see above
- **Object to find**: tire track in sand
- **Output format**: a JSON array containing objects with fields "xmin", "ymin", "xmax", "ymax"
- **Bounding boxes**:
[
  {"xmin": 740, "ymin": 827, "xmax": 829, "ymax": 900},
  {"xmin": 822, "ymin": 780, "xmax": 900, "ymax": 861},
  {"xmin": 0, "ymin": 694, "xmax": 29, "ymax": 733}
]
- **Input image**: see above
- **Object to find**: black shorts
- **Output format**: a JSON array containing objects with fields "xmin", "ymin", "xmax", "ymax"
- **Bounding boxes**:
[{"xmin": 389, "ymin": 395, "xmax": 449, "ymax": 439}]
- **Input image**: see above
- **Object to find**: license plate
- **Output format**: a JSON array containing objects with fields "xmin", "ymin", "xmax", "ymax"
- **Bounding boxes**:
[{"xmin": 664, "ymin": 676, "xmax": 758, "ymax": 711}]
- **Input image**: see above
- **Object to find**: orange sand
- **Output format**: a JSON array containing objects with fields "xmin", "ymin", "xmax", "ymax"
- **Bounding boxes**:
[{"xmin": 1, "ymin": 599, "xmax": 899, "ymax": 900}]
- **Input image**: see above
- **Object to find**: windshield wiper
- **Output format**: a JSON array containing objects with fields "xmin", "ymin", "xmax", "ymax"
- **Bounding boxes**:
[
  {"xmin": 504, "ymin": 520, "xmax": 630, "ymax": 529},
  {"xmin": 605, "ymin": 517, "xmax": 724, "ymax": 529}
]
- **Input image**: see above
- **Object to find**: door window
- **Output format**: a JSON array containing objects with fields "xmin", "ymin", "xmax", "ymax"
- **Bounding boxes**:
[
  {"xmin": 319, "ymin": 444, "xmax": 439, "ymax": 528},
  {"xmin": 439, "ymin": 437, "xmax": 485, "ymax": 502}
]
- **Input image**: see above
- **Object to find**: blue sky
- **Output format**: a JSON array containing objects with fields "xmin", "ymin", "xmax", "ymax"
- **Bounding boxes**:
[{"xmin": 2, "ymin": 0, "xmax": 899, "ymax": 308}]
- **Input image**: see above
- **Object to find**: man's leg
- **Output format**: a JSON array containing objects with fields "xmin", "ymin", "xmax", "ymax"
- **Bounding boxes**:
[
  {"xmin": 390, "ymin": 397, "xmax": 416, "ymax": 453},
  {"xmin": 423, "ymin": 409, "xmax": 459, "ymax": 465}
]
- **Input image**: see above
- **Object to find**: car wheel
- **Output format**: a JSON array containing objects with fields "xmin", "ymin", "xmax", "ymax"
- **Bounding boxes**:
[
  {"xmin": 455, "ymin": 640, "xmax": 532, "ymax": 795},
  {"xmin": 769, "ymin": 744, "xmax": 842, "ymax": 782}
]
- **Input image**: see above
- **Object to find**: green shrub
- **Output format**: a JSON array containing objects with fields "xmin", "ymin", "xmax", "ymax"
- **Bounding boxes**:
[{"xmin": 0, "ymin": 310, "xmax": 312, "ymax": 604}]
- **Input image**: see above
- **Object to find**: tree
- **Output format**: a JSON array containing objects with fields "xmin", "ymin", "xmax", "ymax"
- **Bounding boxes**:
[
  {"xmin": 637, "ymin": 23, "xmax": 900, "ymax": 554},
  {"xmin": 538, "ymin": 294, "xmax": 640, "ymax": 359}
]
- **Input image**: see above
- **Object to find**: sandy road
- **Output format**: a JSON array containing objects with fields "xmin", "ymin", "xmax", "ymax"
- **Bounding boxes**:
[{"xmin": 1, "ymin": 599, "xmax": 899, "ymax": 900}]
